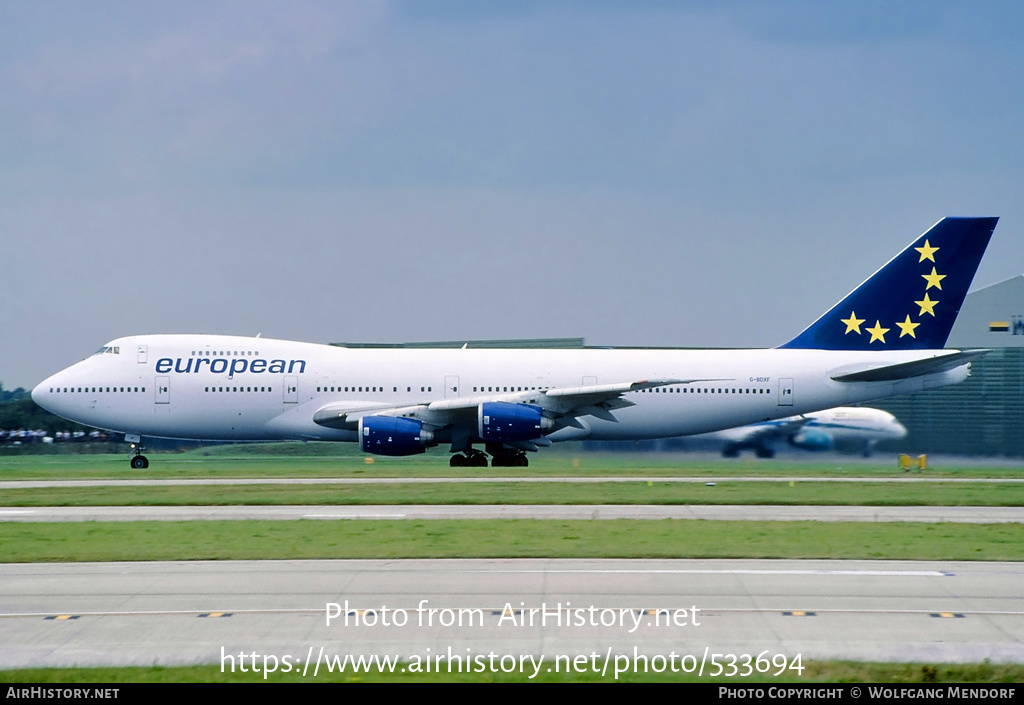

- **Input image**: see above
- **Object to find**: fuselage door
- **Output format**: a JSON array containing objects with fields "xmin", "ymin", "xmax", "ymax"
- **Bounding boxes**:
[
  {"xmin": 137, "ymin": 345, "xmax": 148, "ymax": 364},
  {"xmin": 778, "ymin": 378, "xmax": 794, "ymax": 406},
  {"xmin": 445, "ymin": 375, "xmax": 460, "ymax": 399},
  {"xmin": 155, "ymin": 376, "xmax": 170, "ymax": 404},
  {"xmin": 284, "ymin": 376, "xmax": 298, "ymax": 404}
]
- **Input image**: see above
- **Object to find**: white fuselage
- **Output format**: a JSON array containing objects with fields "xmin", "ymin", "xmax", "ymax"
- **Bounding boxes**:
[{"xmin": 32, "ymin": 334, "xmax": 967, "ymax": 446}]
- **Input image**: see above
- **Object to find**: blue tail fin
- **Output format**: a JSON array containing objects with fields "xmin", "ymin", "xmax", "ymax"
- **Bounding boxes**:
[{"xmin": 780, "ymin": 217, "xmax": 998, "ymax": 350}]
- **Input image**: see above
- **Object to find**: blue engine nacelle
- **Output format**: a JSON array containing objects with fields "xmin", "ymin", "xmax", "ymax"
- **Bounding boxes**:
[
  {"xmin": 359, "ymin": 416, "xmax": 434, "ymax": 456},
  {"xmin": 478, "ymin": 402, "xmax": 552, "ymax": 442},
  {"xmin": 790, "ymin": 429, "xmax": 833, "ymax": 451}
]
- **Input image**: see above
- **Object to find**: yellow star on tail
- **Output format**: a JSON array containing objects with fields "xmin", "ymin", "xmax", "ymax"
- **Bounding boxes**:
[
  {"xmin": 915, "ymin": 293, "xmax": 938, "ymax": 317},
  {"xmin": 841, "ymin": 312, "xmax": 865, "ymax": 334},
  {"xmin": 866, "ymin": 320, "xmax": 889, "ymax": 344},
  {"xmin": 915, "ymin": 239, "xmax": 939, "ymax": 263},
  {"xmin": 922, "ymin": 267, "xmax": 945, "ymax": 290},
  {"xmin": 896, "ymin": 315, "xmax": 920, "ymax": 338}
]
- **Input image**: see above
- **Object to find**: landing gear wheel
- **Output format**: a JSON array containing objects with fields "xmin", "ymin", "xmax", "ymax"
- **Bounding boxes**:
[
  {"xmin": 755, "ymin": 447, "xmax": 775, "ymax": 459},
  {"xmin": 490, "ymin": 450, "xmax": 528, "ymax": 468},
  {"xmin": 129, "ymin": 441, "xmax": 149, "ymax": 469},
  {"xmin": 450, "ymin": 449, "xmax": 489, "ymax": 468}
]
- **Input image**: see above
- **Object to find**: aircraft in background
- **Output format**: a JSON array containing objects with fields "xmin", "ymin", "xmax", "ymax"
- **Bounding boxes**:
[
  {"xmin": 702, "ymin": 406, "xmax": 907, "ymax": 458},
  {"xmin": 32, "ymin": 217, "xmax": 996, "ymax": 469}
]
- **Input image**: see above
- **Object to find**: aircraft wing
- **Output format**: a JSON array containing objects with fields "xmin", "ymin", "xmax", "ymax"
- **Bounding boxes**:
[
  {"xmin": 430, "ymin": 379, "xmax": 701, "ymax": 421},
  {"xmin": 312, "ymin": 377, "xmax": 717, "ymax": 434}
]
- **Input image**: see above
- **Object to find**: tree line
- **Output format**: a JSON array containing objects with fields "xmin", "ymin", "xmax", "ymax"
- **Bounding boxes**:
[{"xmin": 0, "ymin": 382, "xmax": 94, "ymax": 435}]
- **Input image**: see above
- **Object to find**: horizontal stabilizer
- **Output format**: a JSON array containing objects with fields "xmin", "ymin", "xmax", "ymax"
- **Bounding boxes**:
[{"xmin": 830, "ymin": 350, "xmax": 989, "ymax": 383}]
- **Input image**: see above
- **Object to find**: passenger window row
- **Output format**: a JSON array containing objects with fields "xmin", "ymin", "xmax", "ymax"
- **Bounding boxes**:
[
  {"xmin": 51, "ymin": 386, "xmax": 144, "ymax": 393},
  {"xmin": 316, "ymin": 386, "xmax": 433, "ymax": 393},
  {"xmin": 640, "ymin": 388, "xmax": 770, "ymax": 394},
  {"xmin": 205, "ymin": 387, "xmax": 273, "ymax": 393}
]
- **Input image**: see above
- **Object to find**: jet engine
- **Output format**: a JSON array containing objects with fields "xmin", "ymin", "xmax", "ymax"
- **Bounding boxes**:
[
  {"xmin": 359, "ymin": 416, "xmax": 434, "ymax": 456},
  {"xmin": 789, "ymin": 429, "xmax": 833, "ymax": 451},
  {"xmin": 477, "ymin": 402, "xmax": 553, "ymax": 442}
]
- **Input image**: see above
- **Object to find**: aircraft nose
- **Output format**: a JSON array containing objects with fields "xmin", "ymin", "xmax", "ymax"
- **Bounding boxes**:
[
  {"xmin": 893, "ymin": 421, "xmax": 908, "ymax": 439},
  {"xmin": 32, "ymin": 376, "xmax": 55, "ymax": 411}
]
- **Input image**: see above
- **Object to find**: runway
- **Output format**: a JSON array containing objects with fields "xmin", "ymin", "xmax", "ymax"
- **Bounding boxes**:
[
  {"xmin": 2, "ymin": 504, "xmax": 1022, "ymax": 522},
  {"xmin": 2, "ymin": 559, "xmax": 1022, "ymax": 671}
]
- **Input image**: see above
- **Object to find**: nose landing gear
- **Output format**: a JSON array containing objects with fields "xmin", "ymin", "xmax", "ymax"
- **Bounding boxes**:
[{"xmin": 127, "ymin": 437, "xmax": 149, "ymax": 469}]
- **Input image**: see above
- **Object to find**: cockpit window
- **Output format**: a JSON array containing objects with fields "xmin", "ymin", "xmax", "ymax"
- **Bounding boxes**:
[{"xmin": 92, "ymin": 346, "xmax": 121, "ymax": 356}]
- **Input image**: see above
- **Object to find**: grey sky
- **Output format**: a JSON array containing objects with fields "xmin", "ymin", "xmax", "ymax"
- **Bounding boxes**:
[{"xmin": 2, "ymin": 0, "xmax": 1022, "ymax": 389}]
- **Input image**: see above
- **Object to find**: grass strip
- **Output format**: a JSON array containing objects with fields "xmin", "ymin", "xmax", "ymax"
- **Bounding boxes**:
[
  {"xmin": 3, "ymin": 450, "xmax": 1023, "ymax": 480},
  {"xmin": 2, "ymin": 661, "xmax": 1022, "ymax": 683},
  {"xmin": 2, "ymin": 520, "xmax": 1022, "ymax": 562},
  {"xmin": 3, "ymin": 481, "xmax": 1024, "ymax": 506}
]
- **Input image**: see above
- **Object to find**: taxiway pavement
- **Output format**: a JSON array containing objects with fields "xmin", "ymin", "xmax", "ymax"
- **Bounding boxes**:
[{"xmin": 2, "ymin": 559, "xmax": 1022, "ymax": 670}]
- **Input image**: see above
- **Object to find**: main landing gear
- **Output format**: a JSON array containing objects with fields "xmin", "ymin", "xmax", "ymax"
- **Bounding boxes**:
[
  {"xmin": 721, "ymin": 444, "xmax": 775, "ymax": 459},
  {"xmin": 490, "ymin": 449, "xmax": 529, "ymax": 467},
  {"xmin": 449, "ymin": 447, "xmax": 529, "ymax": 468},
  {"xmin": 449, "ymin": 449, "xmax": 489, "ymax": 467}
]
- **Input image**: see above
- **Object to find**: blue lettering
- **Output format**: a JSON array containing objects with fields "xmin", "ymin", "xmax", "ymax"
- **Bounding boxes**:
[
  {"xmin": 155, "ymin": 357, "xmax": 307, "ymax": 374},
  {"xmin": 1013, "ymin": 316, "xmax": 1024, "ymax": 336}
]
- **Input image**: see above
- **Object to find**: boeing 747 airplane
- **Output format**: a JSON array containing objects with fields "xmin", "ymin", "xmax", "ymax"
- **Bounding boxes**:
[{"xmin": 32, "ymin": 217, "xmax": 997, "ymax": 468}]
